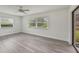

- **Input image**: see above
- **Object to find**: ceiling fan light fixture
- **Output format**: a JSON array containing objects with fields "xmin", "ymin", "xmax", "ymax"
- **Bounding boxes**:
[{"xmin": 18, "ymin": 6, "xmax": 30, "ymax": 14}]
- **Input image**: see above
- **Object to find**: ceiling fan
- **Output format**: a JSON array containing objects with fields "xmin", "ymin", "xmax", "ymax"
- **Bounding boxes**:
[{"xmin": 17, "ymin": 6, "xmax": 30, "ymax": 14}]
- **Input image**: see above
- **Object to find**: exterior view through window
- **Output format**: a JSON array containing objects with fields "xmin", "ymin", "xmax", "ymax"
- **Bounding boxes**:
[{"xmin": 0, "ymin": 18, "xmax": 13, "ymax": 28}]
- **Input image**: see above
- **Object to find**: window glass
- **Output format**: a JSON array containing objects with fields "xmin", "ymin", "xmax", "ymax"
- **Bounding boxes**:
[
  {"xmin": 0, "ymin": 18, "xmax": 13, "ymax": 28},
  {"xmin": 29, "ymin": 17, "xmax": 48, "ymax": 29}
]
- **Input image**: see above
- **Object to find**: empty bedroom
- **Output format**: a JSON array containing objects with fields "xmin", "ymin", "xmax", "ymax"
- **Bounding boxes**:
[{"xmin": 0, "ymin": 5, "xmax": 78, "ymax": 53}]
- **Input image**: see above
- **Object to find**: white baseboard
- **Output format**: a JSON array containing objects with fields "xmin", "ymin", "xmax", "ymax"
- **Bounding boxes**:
[
  {"xmin": 0, "ymin": 32, "xmax": 21, "ymax": 36},
  {"xmin": 22, "ymin": 32, "xmax": 69, "ymax": 44}
]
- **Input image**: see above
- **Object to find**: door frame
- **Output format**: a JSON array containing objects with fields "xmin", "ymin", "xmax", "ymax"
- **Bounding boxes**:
[{"xmin": 72, "ymin": 6, "xmax": 79, "ymax": 53}]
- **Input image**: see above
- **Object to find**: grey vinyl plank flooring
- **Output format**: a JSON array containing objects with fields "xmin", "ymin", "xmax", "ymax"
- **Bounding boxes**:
[{"xmin": 0, "ymin": 33, "xmax": 76, "ymax": 53}]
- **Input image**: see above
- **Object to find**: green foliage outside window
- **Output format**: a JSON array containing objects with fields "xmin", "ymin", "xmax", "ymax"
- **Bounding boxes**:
[
  {"xmin": 37, "ymin": 23, "xmax": 48, "ymax": 29},
  {"xmin": 76, "ymin": 30, "xmax": 79, "ymax": 42},
  {"xmin": 29, "ymin": 23, "xmax": 36, "ymax": 28},
  {"xmin": 0, "ymin": 19, "xmax": 13, "ymax": 28},
  {"xmin": 29, "ymin": 17, "xmax": 48, "ymax": 29}
]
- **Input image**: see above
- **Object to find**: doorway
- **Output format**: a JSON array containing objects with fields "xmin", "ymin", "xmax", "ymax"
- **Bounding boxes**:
[{"xmin": 72, "ymin": 6, "xmax": 79, "ymax": 53}]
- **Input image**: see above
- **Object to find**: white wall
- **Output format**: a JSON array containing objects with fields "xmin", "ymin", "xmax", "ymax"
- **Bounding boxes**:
[
  {"xmin": 0, "ymin": 12, "xmax": 22, "ymax": 36},
  {"xmin": 0, "ymin": 6, "xmax": 77, "ymax": 44},
  {"xmin": 22, "ymin": 8, "xmax": 69, "ymax": 42},
  {"xmin": 68, "ymin": 5, "xmax": 78, "ymax": 44}
]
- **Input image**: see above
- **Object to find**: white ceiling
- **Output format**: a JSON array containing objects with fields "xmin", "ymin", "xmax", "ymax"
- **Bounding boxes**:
[
  {"xmin": 0, "ymin": 5, "xmax": 70, "ymax": 16},
  {"xmin": 74, "ymin": 7, "xmax": 79, "ymax": 14}
]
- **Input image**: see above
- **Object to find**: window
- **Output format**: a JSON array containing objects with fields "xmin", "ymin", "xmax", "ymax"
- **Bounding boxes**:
[
  {"xmin": 0, "ymin": 18, "xmax": 13, "ymax": 28},
  {"xmin": 29, "ymin": 16, "xmax": 48, "ymax": 29},
  {"xmin": 29, "ymin": 19, "xmax": 36, "ymax": 28}
]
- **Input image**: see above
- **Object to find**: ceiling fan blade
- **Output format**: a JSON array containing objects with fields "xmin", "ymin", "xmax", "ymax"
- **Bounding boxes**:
[
  {"xmin": 22, "ymin": 11, "xmax": 27, "ymax": 14},
  {"xmin": 16, "ymin": 6, "xmax": 29, "ymax": 14},
  {"xmin": 23, "ymin": 9, "xmax": 30, "ymax": 11}
]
